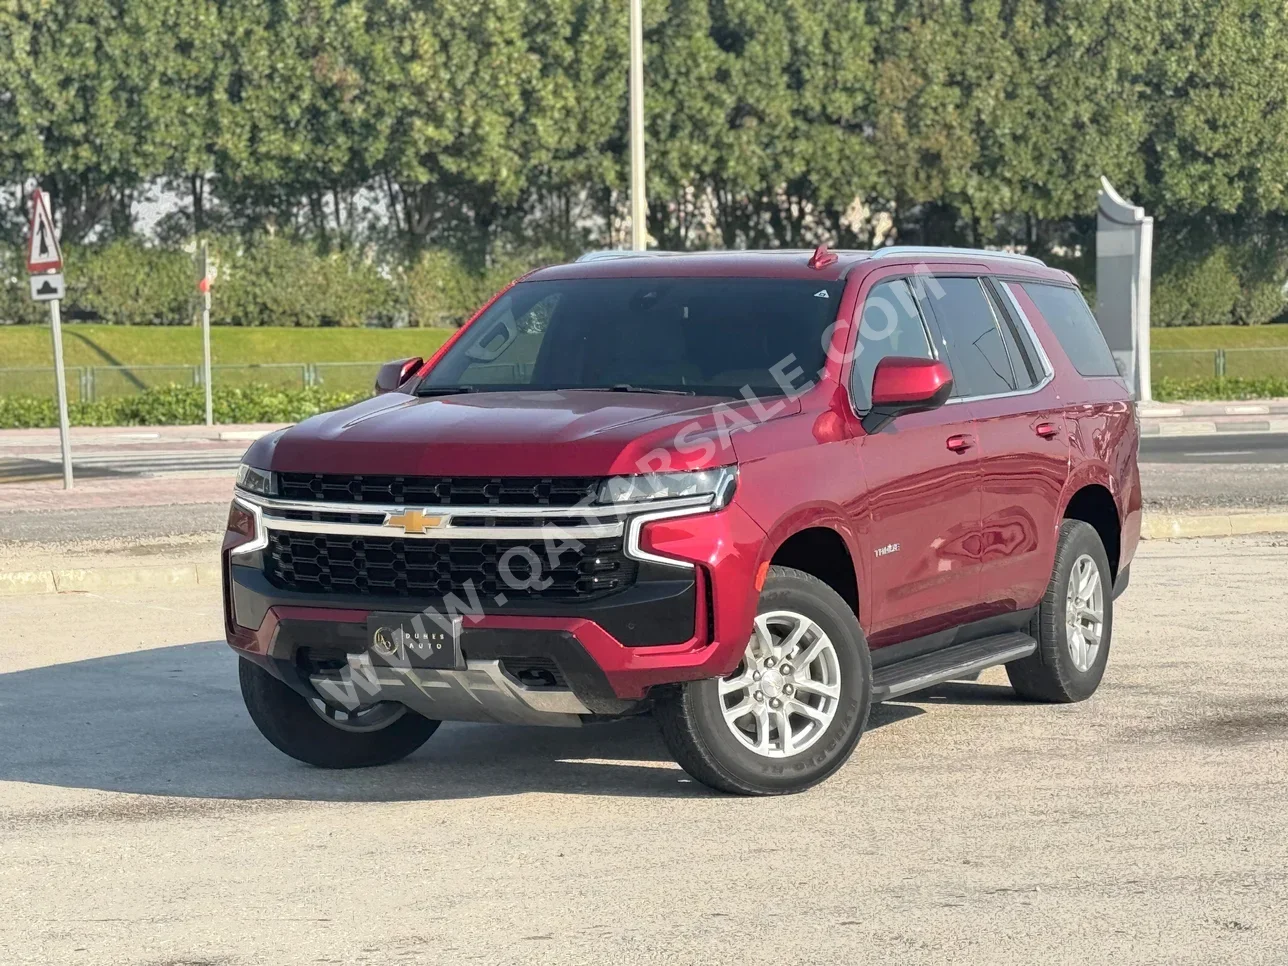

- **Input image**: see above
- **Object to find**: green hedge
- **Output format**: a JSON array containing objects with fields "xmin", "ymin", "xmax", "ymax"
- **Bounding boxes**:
[
  {"xmin": 1152, "ymin": 376, "xmax": 1288, "ymax": 402},
  {"xmin": 212, "ymin": 237, "xmax": 399, "ymax": 328},
  {"xmin": 2, "ymin": 237, "xmax": 553, "ymax": 329},
  {"xmin": 1151, "ymin": 234, "xmax": 1287, "ymax": 327},
  {"xmin": 0, "ymin": 385, "xmax": 365, "ymax": 428}
]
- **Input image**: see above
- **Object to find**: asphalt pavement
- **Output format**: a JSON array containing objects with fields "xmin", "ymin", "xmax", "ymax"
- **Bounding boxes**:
[
  {"xmin": 3, "ymin": 535, "xmax": 1287, "ymax": 965},
  {"xmin": 0, "ymin": 426, "xmax": 1285, "ymax": 545},
  {"xmin": 1139, "ymin": 431, "xmax": 1288, "ymax": 463}
]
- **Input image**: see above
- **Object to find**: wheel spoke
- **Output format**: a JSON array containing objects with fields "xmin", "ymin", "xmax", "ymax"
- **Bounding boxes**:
[
  {"xmin": 722, "ymin": 698, "xmax": 755, "ymax": 724},
  {"xmin": 792, "ymin": 677, "xmax": 840, "ymax": 701},
  {"xmin": 1070, "ymin": 627, "xmax": 1086, "ymax": 669},
  {"xmin": 776, "ymin": 619, "xmax": 809, "ymax": 659},
  {"xmin": 787, "ymin": 698, "xmax": 829, "ymax": 725},
  {"xmin": 792, "ymin": 634, "xmax": 828, "ymax": 671},
  {"xmin": 1079, "ymin": 562, "xmax": 1097, "ymax": 599},
  {"xmin": 754, "ymin": 706, "xmax": 772, "ymax": 754},
  {"xmin": 719, "ymin": 671, "xmax": 751, "ymax": 696},
  {"xmin": 775, "ymin": 709, "xmax": 794, "ymax": 755}
]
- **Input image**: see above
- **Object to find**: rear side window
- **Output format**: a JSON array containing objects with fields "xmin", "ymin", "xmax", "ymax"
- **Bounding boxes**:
[
  {"xmin": 851, "ymin": 279, "xmax": 934, "ymax": 411},
  {"xmin": 1019, "ymin": 282, "xmax": 1119, "ymax": 377},
  {"xmin": 984, "ymin": 281, "xmax": 1041, "ymax": 390},
  {"xmin": 928, "ymin": 277, "xmax": 1019, "ymax": 398}
]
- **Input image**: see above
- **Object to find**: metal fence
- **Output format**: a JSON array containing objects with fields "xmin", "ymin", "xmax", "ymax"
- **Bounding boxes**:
[
  {"xmin": 1151, "ymin": 348, "xmax": 1288, "ymax": 381},
  {"xmin": 6, "ymin": 350, "xmax": 1288, "ymax": 402},
  {"xmin": 0, "ymin": 361, "xmax": 386, "ymax": 403}
]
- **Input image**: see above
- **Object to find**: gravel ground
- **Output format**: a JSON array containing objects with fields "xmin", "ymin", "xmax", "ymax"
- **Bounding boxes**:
[
  {"xmin": 1138, "ymin": 462, "xmax": 1288, "ymax": 512},
  {"xmin": 2, "ymin": 535, "xmax": 1287, "ymax": 965}
]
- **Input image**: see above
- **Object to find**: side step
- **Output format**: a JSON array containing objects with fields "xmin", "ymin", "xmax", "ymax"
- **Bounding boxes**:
[{"xmin": 871, "ymin": 631, "xmax": 1037, "ymax": 702}]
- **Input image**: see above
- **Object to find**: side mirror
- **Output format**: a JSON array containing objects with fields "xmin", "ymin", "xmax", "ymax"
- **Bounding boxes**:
[
  {"xmin": 374, "ymin": 356, "xmax": 423, "ymax": 395},
  {"xmin": 861, "ymin": 357, "xmax": 953, "ymax": 434}
]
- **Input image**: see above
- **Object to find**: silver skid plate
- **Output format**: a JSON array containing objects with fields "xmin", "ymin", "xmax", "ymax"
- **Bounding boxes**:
[{"xmin": 310, "ymin": 659, "xmax": 590, "ymax": 728}]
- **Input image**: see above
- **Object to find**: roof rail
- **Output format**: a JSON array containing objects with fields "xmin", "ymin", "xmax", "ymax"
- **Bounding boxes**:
[
  {"xmin": 868, "ymin": 246, "xmax": 1046, "ymax": 267},
  {"xmin": 574, "ymin": 249, "xmax": 670, "ymax": 263}
]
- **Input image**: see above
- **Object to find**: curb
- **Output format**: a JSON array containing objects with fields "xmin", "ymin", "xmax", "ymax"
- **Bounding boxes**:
[
  {"xmin": 0, "ymin": 561, "xmax": 223, "ymax": 597},
  {"xmin": 1140, "ymin": 417, "xmax": 1288, "ymax": 438},
  {"xmin": 1139, "ymin": 512, "xmax": 1288, "ymax": 540},
  {"xmin": 4, "ymin": 512, "xmax": 1288, "ymax": 597}
]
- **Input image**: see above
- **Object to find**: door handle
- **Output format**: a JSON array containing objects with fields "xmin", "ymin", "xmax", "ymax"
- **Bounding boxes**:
[
  {"xmin": 946, "ymin": 433, "xmax": 976, "ymax": 453},
  {"xmin": 1034, "ymin": 421, "xmax": 1060, "ymax": 439}
]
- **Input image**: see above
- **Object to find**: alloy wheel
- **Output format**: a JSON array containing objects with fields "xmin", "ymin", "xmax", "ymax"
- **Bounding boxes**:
[
  {"xmin": 718, "ymin": 610, "xmax": 841, "ymax": 758},
  {"xmin": 308, "ymin": 694, "xmax": 407, "ymax": 733},
  {"xmin": 1065, "ymin": 553, "xmax": 1104, "ymax": 672}
]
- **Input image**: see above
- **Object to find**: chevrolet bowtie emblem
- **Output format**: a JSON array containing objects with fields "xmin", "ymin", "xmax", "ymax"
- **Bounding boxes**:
[{"xmin": 386, "ymin": 509, "xmax": 445, "ymax": 534}]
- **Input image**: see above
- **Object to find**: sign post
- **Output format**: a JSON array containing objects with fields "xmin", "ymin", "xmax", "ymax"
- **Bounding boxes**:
[
  {"xmin": 198, "ymin": 241, "xmax": 213, "ymax": 426},
  {"xmin": 628, "ymin": 0, "xmax": 647, "ymax": 251},
  {"xmin": 27, "ymin": 188, "xmax": 72, "ymax": 489},
  {"xmin": 1096, "ymin": 177, "xmax": 1154, "ymax": 402}
]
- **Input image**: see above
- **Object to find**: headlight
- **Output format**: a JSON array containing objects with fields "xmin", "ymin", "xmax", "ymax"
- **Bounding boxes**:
[
  {"xmin": 235, "ymin": 463, "xmax": 276, "ymax": 497},
  {"xmin": 597, "ymin": 466, "xmax": 736, "ymax": 507}
]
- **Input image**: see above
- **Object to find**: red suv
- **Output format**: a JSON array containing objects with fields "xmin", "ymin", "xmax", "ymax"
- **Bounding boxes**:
[{"xmin": 224, "ymin": 246, "xmax": 1140, "ymax": 795}]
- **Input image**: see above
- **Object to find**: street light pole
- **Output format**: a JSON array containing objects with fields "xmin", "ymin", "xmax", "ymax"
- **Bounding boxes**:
[{"xmin": 628, "ymin": 0, "xmax": 647, "ymax": 251}]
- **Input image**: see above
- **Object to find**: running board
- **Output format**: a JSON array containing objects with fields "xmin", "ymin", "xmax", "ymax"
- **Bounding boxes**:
[{"xmin": 871, "ymin": 631, "xmax": 1037, "ymax": 702}]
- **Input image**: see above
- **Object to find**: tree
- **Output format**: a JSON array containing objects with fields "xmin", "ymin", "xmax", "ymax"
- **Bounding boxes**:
[{"xmin": 0, "ymin": 0, "xmax": 176, "ymax": 241}]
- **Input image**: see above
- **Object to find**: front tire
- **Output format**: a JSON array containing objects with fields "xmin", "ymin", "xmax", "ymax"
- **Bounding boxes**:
[
  {"xmin": 1007, "ymin": 519, "xmax": 1113, "ymax": 703},
  {"xmin": 239, "ymin": 658, "xmax": 440, "ymax": 768},
  {"xmin": 656, "ymin": 566, "xmax": 872, "ymax": 796}
]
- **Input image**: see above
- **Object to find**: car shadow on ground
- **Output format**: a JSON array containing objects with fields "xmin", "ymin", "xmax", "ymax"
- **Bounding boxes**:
[
  {"xmin": 0, "ymin": 641, "xmax": 926, "ymax": 803},
  {"xmin": 903, "ymin": 681, "xmax": 1021, "ymax": 705}
]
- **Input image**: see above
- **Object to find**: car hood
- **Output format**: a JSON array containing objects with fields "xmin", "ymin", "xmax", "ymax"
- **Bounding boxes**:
[{"xmin": 252, "ymin": 390, "xmax": 798, "ymax": 478}]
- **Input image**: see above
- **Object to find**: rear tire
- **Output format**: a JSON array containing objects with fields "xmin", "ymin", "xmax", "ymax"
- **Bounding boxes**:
[
  {"xmin": 239, "ymin": 657, "xmax": 440, "ymax": 768},
  {"xmin": 656, "ymin": 566, "xmax": 871, "ymax": 795},
  {"xmin": 1007, "ymin": 520, "xmax": 1113, "ymax": 703}
]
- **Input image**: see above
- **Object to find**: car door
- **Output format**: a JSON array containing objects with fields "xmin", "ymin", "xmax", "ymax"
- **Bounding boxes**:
[
  {"xmin": 851, "ymin": 276, "xmax": 984, "ymax": 649},
  {"xmin": 922, "ymin": 276, "xmax": 1070, "ymax": 620}
]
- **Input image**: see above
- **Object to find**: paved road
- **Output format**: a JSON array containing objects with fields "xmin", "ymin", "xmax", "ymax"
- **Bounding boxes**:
[
  {"xmin": 2, "ymin": 430, "xmax": 1286, "ymax": 546},
  {"xmin": 1140, "ymin": 431, "xmax": 1288, "ymax": 464},
  {"xmin": 3, "ymin": 535, "xmax": 1287, "ymax": 965},
  {"xmin": 0, "ymin": 449, "xmax": 242, "ymax": 484}
]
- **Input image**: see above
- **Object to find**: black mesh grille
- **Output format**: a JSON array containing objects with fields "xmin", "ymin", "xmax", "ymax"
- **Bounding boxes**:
[
  {"xmin": 278, "ymin": 473, "xmax": 601, "ymax": 507},
  {"xmin": 265, "ymin": 532, "xmax": 636, "ymax": 600}
]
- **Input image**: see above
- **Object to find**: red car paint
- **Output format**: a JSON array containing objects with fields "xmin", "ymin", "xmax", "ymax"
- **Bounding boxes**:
[{"xmin": 226, "ymin": 249, "xmax": 1140, "ymax": 702}]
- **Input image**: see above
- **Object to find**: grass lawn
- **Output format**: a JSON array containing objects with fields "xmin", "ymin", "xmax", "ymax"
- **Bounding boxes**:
[
  {"xmin": 0, "ymin": 322, "xmax": 1284, "ymax": 368},
  {"xmin": 1151, "ymin": 325, "xmax": 1288, "ymax": 349},
  {"xmin": 0, "ymin": 324, "xmax": 453, "ymax": 368},
  {"xmin": 5, "ymin": 322, "xmax": 1288, "ymax": 394}
]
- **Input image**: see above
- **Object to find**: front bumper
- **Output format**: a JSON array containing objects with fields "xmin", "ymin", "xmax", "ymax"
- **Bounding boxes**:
[{"xmin": 222, "ymin": 496, "xmax": 767, "ymax": 716}]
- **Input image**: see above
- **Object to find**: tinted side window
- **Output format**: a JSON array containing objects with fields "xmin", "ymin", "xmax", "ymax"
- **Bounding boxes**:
[
  {"xmin": 984, "ymin": 281, "xmax": 1040, "ymax": 390},
  {"xmin": 930, "ymin": 277, "xmax": 1017, "ymax": 397},
  {"xmin": 851, "ymin": 279, "xmax": 934, "ymax": 411},
  {"xmin": 1020, "ymin": 282, "xmax": 1119, "ymax": 377}
]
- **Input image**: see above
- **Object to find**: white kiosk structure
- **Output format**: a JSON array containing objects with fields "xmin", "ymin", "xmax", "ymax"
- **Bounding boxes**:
[{"xmin": 1096, "ymin": 177, "xmax": 1154, "ymax": 401}]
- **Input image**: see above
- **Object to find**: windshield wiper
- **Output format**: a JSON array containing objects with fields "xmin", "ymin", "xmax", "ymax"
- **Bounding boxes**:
[
  {"xmin": 415, "ymin": 386, "xmax": 477, "ymax": 397},
  {"xmin": 576, "ymin": 384, "xmax": 697, "ymax": 396}
]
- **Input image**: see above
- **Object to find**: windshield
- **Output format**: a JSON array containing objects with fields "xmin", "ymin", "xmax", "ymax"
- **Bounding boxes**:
[{"xmin": 420, "ymin": 276, "xmax": 844, "ymax": 397}]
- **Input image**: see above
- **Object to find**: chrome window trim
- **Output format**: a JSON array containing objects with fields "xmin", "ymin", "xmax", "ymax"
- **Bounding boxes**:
[{"xmin": 944, "ymin": 280, "xmax": 1056, "ymax": 405}]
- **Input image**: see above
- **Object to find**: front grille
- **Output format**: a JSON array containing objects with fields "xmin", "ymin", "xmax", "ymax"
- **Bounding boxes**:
[
  {"xmin": 265, "ymin": 532, "xmax": 636, "ymax": 600},
  {"xmin": 278, "ymin": 473, "xmax": 601, "ymax": 508}
]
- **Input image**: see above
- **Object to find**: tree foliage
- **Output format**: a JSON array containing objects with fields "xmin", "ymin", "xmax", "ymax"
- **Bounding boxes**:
[{"xmin": 1, "ymin": 0, "xmax": 1286, "ymax": 324}]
